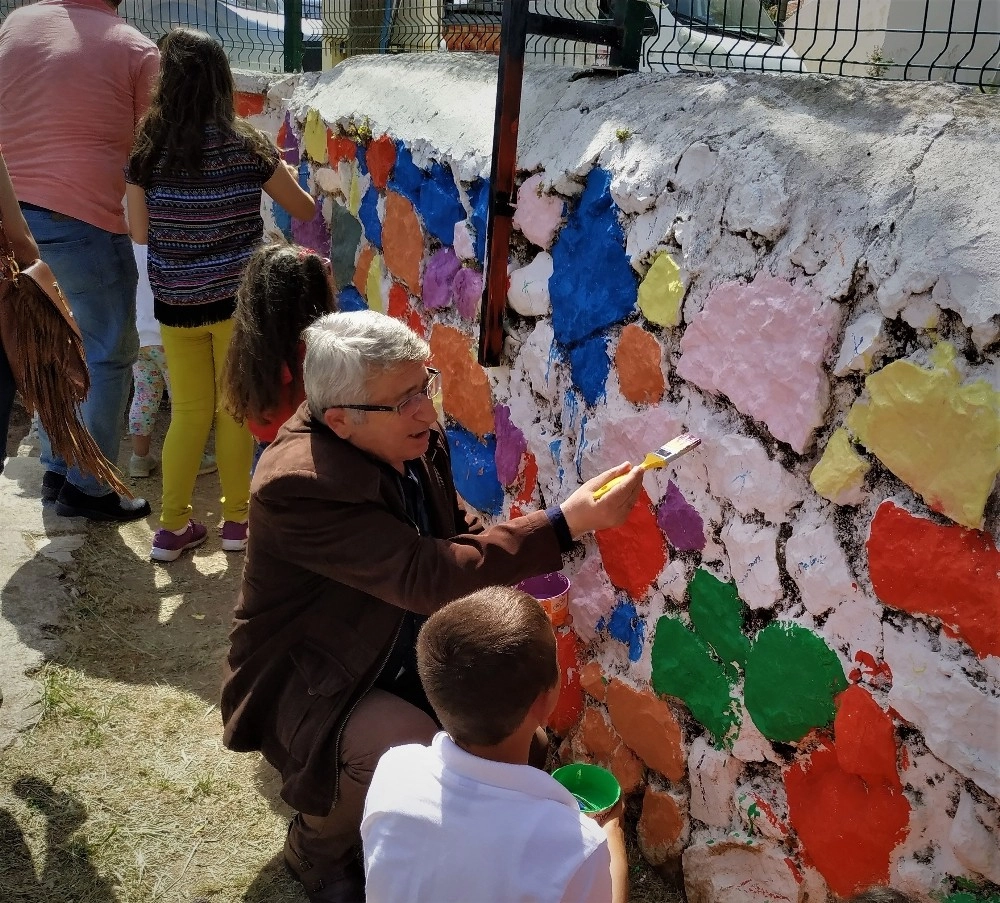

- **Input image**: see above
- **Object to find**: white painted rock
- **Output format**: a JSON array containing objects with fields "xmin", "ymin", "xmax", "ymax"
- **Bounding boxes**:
[
  {"xmin": 885, "ymin": 620, "xmax": 1000, "ymax": 798},
  {"xmin": 453, "ymin": 220, "xmax": 476, "ymax": 261},
  {"xmin": 689, "ymin": 736, "xmax": 743, "ymax": 828},
  {"xmin": 626, "ymin": 202, "xmax": 678, "ymax": 272},
  {"xmin": 704, "ymin": 433, "xmax": 802, "ymax": 524},
  {"xmin": 949, "ymin": 787, "xmax": 1000, "ymax": 884},
  {"xmin": 834, "ymin": 311, "xmax": 885, "ymax": 375},
  {"xmin": 507, "ymin": 251, "xmax": 553, "ymax": 317},
  {"xmin": 721, "ymin": 516, "xmax": 781, "ymax": 610},
  {"xmin": 786, "ymin": 517, "xmax": 860, "ymax": 617},
  {"xmin": 683, "ymin": 836, "xmax": 805, "ymax": 903}
]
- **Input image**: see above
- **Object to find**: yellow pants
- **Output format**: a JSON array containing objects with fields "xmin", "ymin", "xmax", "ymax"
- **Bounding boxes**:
[{"xmin": 159, "ymin": 319, "xmax": 252, "ymax": 531}]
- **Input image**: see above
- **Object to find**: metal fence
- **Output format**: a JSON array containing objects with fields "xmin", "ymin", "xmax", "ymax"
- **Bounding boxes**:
[{"xmin": 1, "ymin": 0, "xmax": 997, "ymax": 87}]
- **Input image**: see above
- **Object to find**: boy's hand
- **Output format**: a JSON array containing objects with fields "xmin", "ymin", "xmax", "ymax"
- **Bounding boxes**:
[
  {"xmin": 560, "ymin": 463, "xmax": 643, "ymax": 539},
  {"xmin": 594, "ymin": 798, "xmax": 624, "ymax": 827}
]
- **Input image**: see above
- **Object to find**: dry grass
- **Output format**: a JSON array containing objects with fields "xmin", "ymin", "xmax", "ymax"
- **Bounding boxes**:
[{"xmin": 0, "ymin": 420, "xmax": 680, "ymax": 903}]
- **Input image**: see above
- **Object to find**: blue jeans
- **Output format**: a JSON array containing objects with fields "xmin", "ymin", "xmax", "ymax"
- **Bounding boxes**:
[{"xmin": 23, "ymin": 209, "xmax": 138, "ymax": 497}]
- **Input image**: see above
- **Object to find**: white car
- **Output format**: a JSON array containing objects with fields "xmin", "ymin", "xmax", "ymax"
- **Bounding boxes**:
[{"xmin": 120, "ymin": 0, "xmax": 323, "ymax": 71}]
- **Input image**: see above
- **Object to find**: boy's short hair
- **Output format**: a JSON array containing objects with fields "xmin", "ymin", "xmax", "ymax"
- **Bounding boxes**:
[{"xmin": 417, "ymin": 586, "xmax": 559, "ymax": 747}]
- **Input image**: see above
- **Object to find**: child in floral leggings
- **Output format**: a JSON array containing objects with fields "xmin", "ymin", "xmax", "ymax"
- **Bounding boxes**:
[{"xmin": 128, "ymin": 242, "xmax": 215, "ymax": 479}]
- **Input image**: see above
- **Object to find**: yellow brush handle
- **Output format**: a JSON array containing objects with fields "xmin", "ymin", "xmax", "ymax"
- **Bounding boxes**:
[{"xmin": 592, "ymin": 473, "xmax": 630, "ymax": 501}]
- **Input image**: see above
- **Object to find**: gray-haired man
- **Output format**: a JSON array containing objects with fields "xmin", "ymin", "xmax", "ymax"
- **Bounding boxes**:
[{"xmin": 221, "ymin": 310, "xmax": 642, "ymax": 903}]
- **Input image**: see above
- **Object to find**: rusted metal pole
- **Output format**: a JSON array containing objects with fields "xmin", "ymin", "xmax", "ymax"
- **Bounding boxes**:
[{"xmin": 477, "ymin": 0, "xmax": 528, "ymax": 366}]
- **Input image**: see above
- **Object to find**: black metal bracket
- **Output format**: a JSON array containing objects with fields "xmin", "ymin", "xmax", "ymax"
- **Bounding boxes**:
[{"xmin": 477, "ymin": 0, "xmax": 642, "ymax": 366}]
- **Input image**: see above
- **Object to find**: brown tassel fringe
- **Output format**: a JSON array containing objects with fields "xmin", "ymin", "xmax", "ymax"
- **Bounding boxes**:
[{"xmin": 4, "ymin": 278, "xmax": 133, "ymax": 498}]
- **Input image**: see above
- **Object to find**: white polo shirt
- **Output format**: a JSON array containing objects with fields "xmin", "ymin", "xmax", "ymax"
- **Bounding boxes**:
[{"xmin": 362, "ymin": 732, "xmax": 612, "ymax": 903}]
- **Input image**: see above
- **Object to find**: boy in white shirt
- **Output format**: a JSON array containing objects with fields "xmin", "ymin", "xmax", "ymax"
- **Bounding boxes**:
[{"xmin": 361, "ymin": 585, "xmax": 628, "ymax": 903}]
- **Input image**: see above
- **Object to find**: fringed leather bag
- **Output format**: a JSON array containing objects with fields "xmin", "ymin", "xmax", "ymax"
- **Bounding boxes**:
[{"xmin": 0, "ymin": 215, "xmax": 131, "ymax": 496}]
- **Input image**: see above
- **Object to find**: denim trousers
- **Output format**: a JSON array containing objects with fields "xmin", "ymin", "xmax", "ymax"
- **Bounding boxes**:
[{"xmin": 23, "ymin": 208, "xmax": 138, "ymax": 497}]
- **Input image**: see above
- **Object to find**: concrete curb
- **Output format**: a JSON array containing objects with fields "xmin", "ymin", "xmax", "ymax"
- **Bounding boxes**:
[{"xmin": 0, "ymin": 438, "xmax": 87, "ymax": 750}]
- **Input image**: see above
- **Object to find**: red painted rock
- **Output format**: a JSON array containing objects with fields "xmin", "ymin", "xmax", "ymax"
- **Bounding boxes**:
[
  {"xmin": 577, "ymin": 707, "xmax": 645, "ymax": 794},
  {"xmin": 429, "ymin": 325, "xmax": 494, "ymax": 438},
  {"xmin": 637, "ymin": 788, "xmax": 688, "ymax": 865},
  {"xmin": 606, "ymin": 678, "xmax": 685, "ymax": 781},
  {"xmin": 615, "ymin": 324, "xmax": 665, "ymax": 405},
  {"xmin": 514, "ymin": 451, "xmax": 539, "ymax": 509},
  {"xmin": 867, "ymin": 500, "xmax": 1000, "ymax": 659},
  {"xmin": 354, "ymin": 245, "xmax": 376, "ymax": 295},
  {"xmin": 382, "ymin": 191, "xmax": 424, "ymax": 296},
  {"xmin": 579, "ymin": 661, "xmax": 608, "ymax": 702},
  {"xmin": 326, "ymin": 133, "xmax": 356, "ymax": 163},
  {"xmin": 387, "ymin": 282, "xmax": 410, "ymax": 322},
  {"xmin": 366, "ymin": 135, "xmax": 397, "ymax": 191},
  {"xmin": 784, "ymin": 738, "xmax": 910, "ymax": 897},
  {"xmin": 548, "ymin": 627, "xmax": 584, "ymax": 735},
  {"xmin": 234, "ymin": 91, "xmax": 264, "ymax": 117},
  {"xmin": 595, "ymin": 488, "xmax": 667, "ymax": 599},
  {"xmin": 834, "ymin": 684, "xmax": 899, "ymax": 786}
]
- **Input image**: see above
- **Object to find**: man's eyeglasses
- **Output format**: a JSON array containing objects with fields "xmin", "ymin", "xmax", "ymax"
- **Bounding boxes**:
[{"xmin": 327, "ymin": 369, "xmax": 442, "ymax": 417}]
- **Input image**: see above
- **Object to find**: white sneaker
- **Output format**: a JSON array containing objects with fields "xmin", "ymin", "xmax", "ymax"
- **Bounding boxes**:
[
  {"xmin": 198, "ymin": 454, "xmax": 217, "ymax": 476},
  {"xmin": 128, "ymin": 453, "xmax": 158, "ymax": 478}
]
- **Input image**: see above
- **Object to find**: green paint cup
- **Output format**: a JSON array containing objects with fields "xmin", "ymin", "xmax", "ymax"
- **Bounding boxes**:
[{"xmin": 551, "ymin": 763, "xmax": 621, "ymax": 818}]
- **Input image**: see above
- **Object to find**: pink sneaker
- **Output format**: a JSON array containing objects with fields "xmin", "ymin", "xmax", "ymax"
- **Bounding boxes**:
[
  {"xmin": 221, "ymin": 520, "xmax": 248, "ymax": 552},
  {"xmin": 151, "ymin": 521, "xmax": 208, "ymax": 562}
]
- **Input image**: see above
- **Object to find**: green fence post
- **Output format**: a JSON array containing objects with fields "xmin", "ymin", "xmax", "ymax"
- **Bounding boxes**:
[
  {"xmin": 609, "ymin": 0, "xmax": 643, "ymax": 70},
  {"xmin": 284, "ymin": 0, "xmax": 304, "ymax": 72}
]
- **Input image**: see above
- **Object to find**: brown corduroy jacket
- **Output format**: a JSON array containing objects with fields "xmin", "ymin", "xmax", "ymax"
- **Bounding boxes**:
[{"xmin": 220, "ymin": 403, "xmax": 563, "ymax": 816}]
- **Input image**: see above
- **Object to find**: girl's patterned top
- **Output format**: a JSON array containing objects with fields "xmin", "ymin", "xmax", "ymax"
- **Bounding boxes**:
[{"xmin": 127, "ymin": 125, "xmax": 278, "ymax": 328}]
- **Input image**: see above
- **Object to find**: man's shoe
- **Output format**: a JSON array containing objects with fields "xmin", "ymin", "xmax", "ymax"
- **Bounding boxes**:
[
  {"xmin": 220, "ymin": 520, "xmax": 248, "ymax": 552},
  {"xmin": 41, "ymin": 471, "xmax": 66, "ymax": 502},
  {"xmin": 151, "ymin": 521, "xmax": 207, "ymax": 562},
  {"xmin": 55, "ymin": 483, "xmax": 151, "ymax": 522},
  {"xmin": 284, "ymin": 820, "xmax": 365, "ymax": 903},
  {"xmin": 198, "ymin": 453, "xmax": 217, "ymax": 476}
]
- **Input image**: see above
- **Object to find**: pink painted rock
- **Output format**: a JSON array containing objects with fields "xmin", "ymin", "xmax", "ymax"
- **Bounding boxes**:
[
  {"xmin": 637, "ymin": 788, "xmax": 688, "ymax": 865},
  {"xmin": 512, "ymin": 173, "xmax": 564, "ymax": 249},
  {"xmin": 677, "ymin": 277, "xmax": 841, "ymax": 453},
  {"xmin": 452, "ymin": 267, "xmax": 483, "ymax": 321},
  {"xmin": 429, "ymin": 325, "xmax": 494, "ymax": 438},
  {"xmin": 382, "ymin": 191, "xmax": 424, "ymax": 296},
  {"xmin": 606, "ymin": 678, "xmax": 685, "ymax": 781},
  {"xmin": 494, "ymin": 403, "xmax": 527, "ymax": 487},
  {"xmin": 615, "ymin": 324, "xmax": 665, "ymax": 405},
  {"xmin": 366, "ymin": 134, "xmax": 396, "ymax": 190},
  {"xmin": 423, "ymin": 247, "xmax": 461, "ymax": 310},
  {"xmin": 566, "ymin": 555, "xmax": 616, "ymax": 643},
  {"xmin": 595, "ymin": 488, "xmax": 667, "ymax": 599},
  {"xmin": 592, "ymin": 410, "xmax": 684, "ymax": 473}
]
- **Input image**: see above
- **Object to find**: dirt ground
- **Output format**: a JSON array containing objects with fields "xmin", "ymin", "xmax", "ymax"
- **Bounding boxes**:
[{"xmin": 0, "ymin": 402, "xmax": 678, "ymax": 903}]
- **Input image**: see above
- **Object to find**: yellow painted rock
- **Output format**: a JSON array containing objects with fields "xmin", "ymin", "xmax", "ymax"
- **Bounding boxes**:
[
  {"xmin": 810, "ymin": 428, "xmax": 870, "ymax": 506},
  {"xmin": 637, "ymin": 252, "xmax": 684, "ymax": 327}
]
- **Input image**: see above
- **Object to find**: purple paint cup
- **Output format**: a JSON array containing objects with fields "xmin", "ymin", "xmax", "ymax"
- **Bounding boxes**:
[{"xmin": 517, "ymin": 572, "xmax": 570, "ymax": 627}]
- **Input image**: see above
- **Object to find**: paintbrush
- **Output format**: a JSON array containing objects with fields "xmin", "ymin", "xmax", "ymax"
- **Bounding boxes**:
[{"xmin": 592, "ymin": 433, "xmax": 702, "ymax": 501}]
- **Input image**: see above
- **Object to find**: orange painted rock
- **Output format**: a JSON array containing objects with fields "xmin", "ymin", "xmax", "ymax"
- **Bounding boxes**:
[
  {"xmin": 615, "ymin": 324, "xmax": 665, "ymax": 405},
  {"xmin": 235, "ymin": 91, "xmax": 264, "ymax": 117},
  {"xmin": 577, "ymin": 707, "xmax": 644, "ymax": 794},
  {"xmin": 579, "ymin": 661, "xmax": 608, "ymax": 702},
  {"xmin": 606, "ymin": 678, "xmax": 685, "ymax": 781},
  {"xmin": 382, "ymin": 191, "xmax": 424, "ymax": 296},
  {"xmin": 637, "ymin": 787, "xmax": 687, "ymax": 865},
  {"xmin": 327, "ymin": 133, "xmax": 356, "ymax": 163},
  {"xmin": 429, "ymin": 325, "xmax": 494, "ymax": 437},
  {"xmin": 354, "ymin": 245, "xmax": 376, "ymax": 295}
]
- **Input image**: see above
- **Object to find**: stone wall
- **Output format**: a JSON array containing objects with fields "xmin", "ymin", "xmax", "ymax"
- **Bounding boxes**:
[{"xmin": 234, "ymin": 55, "xmax": 1000, "ymax": 903}]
